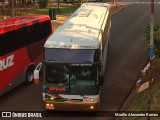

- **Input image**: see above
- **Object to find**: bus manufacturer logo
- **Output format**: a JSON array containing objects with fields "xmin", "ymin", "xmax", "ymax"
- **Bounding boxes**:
[{"xmin": 0, "ymin": 55, "xmax": 14, "ymax": 71}]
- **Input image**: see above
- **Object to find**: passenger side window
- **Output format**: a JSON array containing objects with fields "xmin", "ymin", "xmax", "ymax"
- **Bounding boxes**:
[{"xmin": 0, "ymin": 20, "xmax": 51, "ymax": 56}]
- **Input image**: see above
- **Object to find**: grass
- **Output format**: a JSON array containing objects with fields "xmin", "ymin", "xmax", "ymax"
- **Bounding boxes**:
[
  {"xmin": 0, "ymin": 5, "xmax": 79, "ymax": 19},
  {"xmin": 14, "ymin": 5, "xmax": 79, "ymax": 16},
  {"xmin": 121, "ymin": 59, "xmax": 160, "ymax": 120}
]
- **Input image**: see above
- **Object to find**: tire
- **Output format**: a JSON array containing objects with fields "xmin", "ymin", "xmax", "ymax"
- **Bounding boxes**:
[
  {"xmin": 99, "ymin": 73, "xmax": 104, "ymax": 86},
  {"xmin": 108, "ymin": 36, "xmax": 110, "ymax": 48},
  {"xmin": 96, "ymin": 100, "xmax": 100, "ymax": 111},
  {"xmin": 25, "ymin": 66, "xmax": 35, "ymax": 84}
]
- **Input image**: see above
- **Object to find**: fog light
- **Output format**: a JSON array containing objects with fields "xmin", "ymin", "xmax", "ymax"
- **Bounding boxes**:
[
  {"xmin": 45, "ymin": 103, "xmax": 54, "ymax": 109},
  {"xmin": 50, "ymin": 97, "xmax": 54, "ymax": 100},
  {"xmin": 50, "ymin": 104, "xmax": 53, "ymax": 107},
  {"xmin": 46, "ymin": 103, "xmax": 50, "ymax": 107},
  {"xmin": 90, "ymin": 106, "xmax": 94, "ymax": 110}
]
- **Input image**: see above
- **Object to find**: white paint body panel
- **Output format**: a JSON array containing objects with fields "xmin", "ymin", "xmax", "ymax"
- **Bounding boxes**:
[{"xmin": 45, "ymin": 3, "xmax": 110, "ymax": 49}]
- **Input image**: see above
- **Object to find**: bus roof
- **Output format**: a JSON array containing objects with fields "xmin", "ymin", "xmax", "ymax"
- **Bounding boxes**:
[
  {"xmin": 0, "ymin": 15, "xmax": 50, "ymax": 34},
  {"xmin": 45, "ymin": 3, "xmax": 110, "ymax": 49}
]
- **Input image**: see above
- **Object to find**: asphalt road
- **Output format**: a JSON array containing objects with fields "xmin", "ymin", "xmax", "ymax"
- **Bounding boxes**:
[
  {"xmin": 0, "ymin": 1, "xmax": 160, "ymax": 120},
  {"xmin": 103, "ymin": 0, "xmax": 160, "ymax": 111}
]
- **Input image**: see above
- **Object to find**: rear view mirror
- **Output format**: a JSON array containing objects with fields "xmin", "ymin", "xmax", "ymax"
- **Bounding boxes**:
[
  {"xmin": 34, "ymin": 62, "xmax": 42, "ymax": 85},
  {"xmin": 34, "ymin": 70, "xmax": 40, "ymax": 85}
]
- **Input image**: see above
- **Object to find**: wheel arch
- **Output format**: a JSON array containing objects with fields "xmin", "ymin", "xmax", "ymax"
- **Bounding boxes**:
[{"xmin": 24, "ymin": 63, "xmax": 36, "ymax": 84}]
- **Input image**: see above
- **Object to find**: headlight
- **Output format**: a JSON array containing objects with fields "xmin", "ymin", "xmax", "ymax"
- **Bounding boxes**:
[
  {"xmin": 84, "ymin": 97, "xmax": 99, "ymax": 103},
  {"xmin": 86, "ymin": 98, "xmax": 94, "ymax": 102},
  {"xmin": 50, "ymin": 97, "xmax": 54, "ymax": 100},
  {"xmin": 45, "ymin": 94, "xmax": 55, "ymax": 101}
]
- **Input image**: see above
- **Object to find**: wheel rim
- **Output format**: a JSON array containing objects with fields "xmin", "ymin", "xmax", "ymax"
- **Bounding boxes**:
[{"xmin": 27, "ymin": 71, "xmax": 33, "ymax": 82}]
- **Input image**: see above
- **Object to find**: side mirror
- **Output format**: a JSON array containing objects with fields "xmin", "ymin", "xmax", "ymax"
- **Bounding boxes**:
[
  {"xmin": 34, "ymin": 70, "xmax": 40, "ymax": 85},
  {"xmin": 99, "ymin": 74, "xmax": 104, "ymax": 86},
  {"xmin": 34, "ymin": 62, "xmax": 42, "ymax": 85}
]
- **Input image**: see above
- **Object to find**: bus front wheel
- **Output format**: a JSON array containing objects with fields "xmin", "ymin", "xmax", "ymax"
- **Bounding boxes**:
[{"xmin": 25, "ymin": 66, "xmax": 35, "ymax": 84}]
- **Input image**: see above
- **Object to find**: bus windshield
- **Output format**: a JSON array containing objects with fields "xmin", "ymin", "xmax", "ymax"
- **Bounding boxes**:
[
  {"xmin": 44, "ymin": 63, "xmax": 100, "ymax": 95},
  {"xmin": 44, "ymin": 48, "xmax": 100, "ymax": 63}
]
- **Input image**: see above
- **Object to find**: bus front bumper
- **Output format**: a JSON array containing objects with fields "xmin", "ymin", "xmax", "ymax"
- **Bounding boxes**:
[{"xmin": 44, "ymin": 101, "xmax": 99, "ymax": 111}]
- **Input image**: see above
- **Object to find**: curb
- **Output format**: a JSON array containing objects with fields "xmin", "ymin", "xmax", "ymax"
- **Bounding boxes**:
[
  {"xmin": 118, "ymin": 58, "xmax": 150, "ymax": 111},
  {"xmin": 113, "ymin": 59, "xmax": 150, "ymax": 120},
  {"xmin": 110, "ymin": 3, "xmax": 125, "ymax": 15}
]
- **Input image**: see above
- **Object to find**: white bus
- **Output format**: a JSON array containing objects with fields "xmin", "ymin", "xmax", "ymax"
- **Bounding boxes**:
[{"xmin": 34, "ymin": 3, "xmax": 111, "ymax": 111}]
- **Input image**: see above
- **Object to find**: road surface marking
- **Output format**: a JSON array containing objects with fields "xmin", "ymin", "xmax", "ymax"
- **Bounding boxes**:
[
  {"xmin": 134, "ymin": 2, "xmax": 160, "ymax": 5},
  {"xmin": 146, "ymin": 2, "xmax": 150, "ymax": 4}
]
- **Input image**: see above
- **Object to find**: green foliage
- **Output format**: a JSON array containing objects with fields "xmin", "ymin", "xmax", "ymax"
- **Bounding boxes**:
[
  {"xmin": 144, "ymin": 24, "xmax": 160, "ymax": 57},
  {"xmin": 78, "ymin": 0, "xmax": 88, "ymax": 4},
  {"xmin": 38, "ymin": 0, "xmax": 49, "ymax": 8},
  {"xmin": 15, "ymin": 5, "xmax": 78, "ymax": 16},
  {"xmin": 82, "ymin": 0, "xmax": 88, "ymax": 3},
  {"xmin": 121, "ymin": 74, "xmax": 160, "ymax": 120}
]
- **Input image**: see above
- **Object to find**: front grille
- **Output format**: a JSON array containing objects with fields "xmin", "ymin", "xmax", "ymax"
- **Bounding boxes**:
[
  {"xmin": 70, "ymin": 99, "xmax": 83, "ymax": 102},
  {"xmin": 56, "ymin": 98, "xmax": 83, "ymax": 102}
]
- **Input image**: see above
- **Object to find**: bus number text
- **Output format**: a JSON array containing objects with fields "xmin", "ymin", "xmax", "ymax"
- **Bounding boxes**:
[{"xmin": 0, "ymin": 55, "xmax": 14, "ymax": 71}]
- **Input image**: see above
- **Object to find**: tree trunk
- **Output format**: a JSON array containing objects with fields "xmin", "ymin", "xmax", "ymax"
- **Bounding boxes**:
[
  {"xmin": 1, "ymin": 0, "xmax": 6, "ymax": 19},
  {"xmin": 57, "ymin": 0, "xmax": 60, "ymax": 13},
  {"xmin": 23, "ymin": 0, "xmax": 27, "ymax": 15},
  {"xmin": 80, "ymin": 0, "xmax": 83, "ymax": 5},
  {"xmin": 72, "ymin": 0, "xmax": 75, "ymax": 5},
  {"xmin": 11, "ymin": 0, "xmax": 14, "ymax": 16}
]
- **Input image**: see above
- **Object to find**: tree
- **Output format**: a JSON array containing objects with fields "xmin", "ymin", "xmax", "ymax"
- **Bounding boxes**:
[
  {"xmin": 0, "ymin": 0, "xmax": 6, "ymax": 18},
  {"xmin": 144, "ymin": 24, "xmax": 160, "ymax": 57},
  {"xmin": 38, "ymin": 0, "xmax": 49, "ymax": 8}
]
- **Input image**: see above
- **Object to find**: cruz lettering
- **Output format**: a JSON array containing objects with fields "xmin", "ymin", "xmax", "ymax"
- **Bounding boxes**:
[{"xmin": 0, "ymin": 55, "xmax": 14, "ymax": 71}]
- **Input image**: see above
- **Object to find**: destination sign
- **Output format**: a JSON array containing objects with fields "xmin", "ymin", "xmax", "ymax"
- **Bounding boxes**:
[
  {"xmin": 48, "ymin": 87, "xmax": 66, "ymax": 92},
  {"xmin": 70, "ymin": 63, "xmax": 92, "ymax": 66}
]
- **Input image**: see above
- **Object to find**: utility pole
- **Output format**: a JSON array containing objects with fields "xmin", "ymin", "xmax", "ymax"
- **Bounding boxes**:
[
  {"xmin": 113, "ymin": 0, "xmax": 118, "ymax": 7},
  {"xmin": 147, "ymin": 1, "xmax": 155, "ymax": 120},
  {"xmin": 150, "ymin": 0, "xmax": 154, "ymax": 48},
  {"xmin": 116, "ymin": 0, "xmax": 118, "ymax": 7}
]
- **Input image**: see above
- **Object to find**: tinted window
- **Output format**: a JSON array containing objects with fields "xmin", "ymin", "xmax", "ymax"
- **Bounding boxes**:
[
  {"xmin": 45, "ymin": 49, "xmax": 96, "ymax": 63},
  {"xmin": 43, "ymin": 63, "xmax": 100, "ymax": 95},
  {"xmin": 0, "ymin": 20, "xmax": 51, "ymax": 56}
]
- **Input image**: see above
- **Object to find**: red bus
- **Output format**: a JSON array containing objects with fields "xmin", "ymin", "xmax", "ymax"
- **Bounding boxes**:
[{"xmin": 0, "ymin": 15, "xmax": 52, "ymax": 96}]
